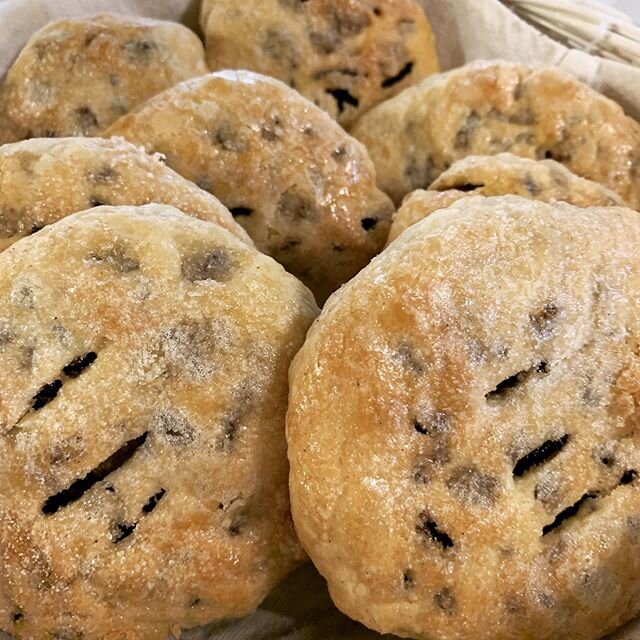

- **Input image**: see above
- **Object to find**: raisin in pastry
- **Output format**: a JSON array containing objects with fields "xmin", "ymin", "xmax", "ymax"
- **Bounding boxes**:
[
  {"xmin": 0, "ymin": 14, "xmax": 207, "ymax": 144},
  {"xmin": 200, "ymin": 0, "xmax": 438, "ymax": 129},
  {"xmin": 351, "ymin": 61, "xmax": 640, "ymax": 208},
  {"xmin": 103, "ymin": 70, "xmax": 394, "ymax": 303},
  {"xmin": 387, "ymin": 153, "xmax": 624, "ymax": 243},
  {"xmin": 288, "ymin": 195, "xmax": 640, "ymax": 640},
  {"xmin": 0, "ymin": 136, "xmax": 251, "ymax": 250},
  {"xmin": 0, "ymin": 204, "xmax": 318, "ymax": 640}
]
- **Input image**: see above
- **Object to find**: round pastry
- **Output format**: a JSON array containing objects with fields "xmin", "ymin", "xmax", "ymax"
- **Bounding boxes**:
[
  {"xmin": 0, "ymin": 14, "xmax": 207, "ymax": 144},
  {"xmin": 103, "ymin": 70, "xmax": 394, "ymax": 303},
  {"xmin": 0, "ymin": 136, "xmax": 251, "ymax": 251},
  {"xmin": 0, "ymin": 204, "xmax": 318, "ymax": 640},
  {"xmin": 287, "ymin": 195, "xmax": 640, "ymax": 640},
  {"xmin": 387, "ymin": 153, "xmax": 625, "ymax": 243},
  {"xmin": 199, "ymin": 0, "xmax": 439, "ymax": 129},
  {"xmin": 351, "ymin": 61, "xmax": 640, "ymax": 208}
]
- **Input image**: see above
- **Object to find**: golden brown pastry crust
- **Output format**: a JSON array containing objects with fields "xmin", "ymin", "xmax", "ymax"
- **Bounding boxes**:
[
  {"xmin": 0, "ymin": 137, "xmax": 251, "ymax": 250},
  {"xmin": 288, "ymin": 195, "xmax": 640, "ymax": 640},
  {"xmin": 200, "ymin": 0, "xmax": 439, "ymax": 129},
  {"xmin": 387, "ymin": 153, "xmax": 625, "ymax": 243},
  {"xmin": 103, "ymin": 70, "xmax": 394, "ymax": 303},
  {"xmin": 0, "ymin": 14, "xmax": 207, "ymax": 143},
  {"xmin": 351, "ymin": 61, "xmax": 640, "ymax": 208},
  {"xmin": 0, "ymin": 204, "xmax": 318, "ymax": 640}
]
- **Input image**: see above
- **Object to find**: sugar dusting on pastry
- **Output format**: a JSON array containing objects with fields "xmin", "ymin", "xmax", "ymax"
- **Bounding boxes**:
[
  {"xmin": 0, "ymin": 203, "xmax": 318, "ymax": 640},
  {"xmin": 288, "ymin": 195, "xmax": 640, "ymax": 640}
]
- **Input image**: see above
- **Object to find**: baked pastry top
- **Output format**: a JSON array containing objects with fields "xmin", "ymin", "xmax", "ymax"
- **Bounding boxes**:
[
  {"xmin": 288, "ymin": 195, "xmax": 640, "ymax": 640},
  {"xmin": 104, "ymin": 70, "xmax": 394, "ymax": 303},
  {"xmin": 0, "ymin": 204, "xmax": 317, "ymax": 640},
  {"xmin": 0, "ymin": 14, "xmax": 207, "ymax": 144},
  {"xmin": 0, "ymin": 136, "xmax": 251, "ymax": 250},
  {"xmin": 388, "ymin": 153, "xmax": 624, "ymax": 243},
  {"xmin": 200, "ymin": 0, "xmax": 439, "ymax": 128},
  {"xmin": 352, "ymin": 61, "xmax": 640, "ymax": 209}
]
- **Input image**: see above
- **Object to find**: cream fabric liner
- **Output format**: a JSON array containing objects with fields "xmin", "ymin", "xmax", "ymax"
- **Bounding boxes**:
[{"xmin": 0, "ymin": 0, "xmax": 638, "ymax": 638}]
